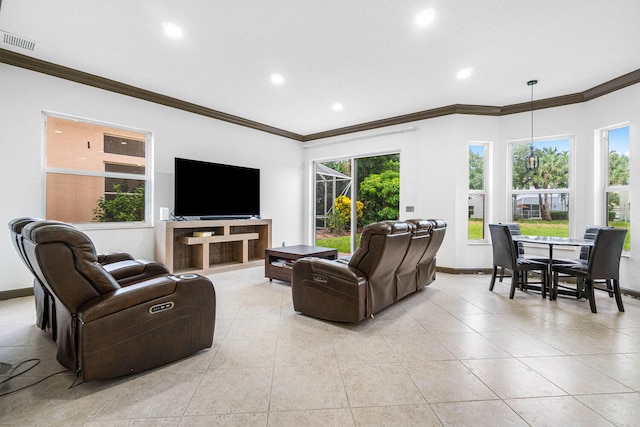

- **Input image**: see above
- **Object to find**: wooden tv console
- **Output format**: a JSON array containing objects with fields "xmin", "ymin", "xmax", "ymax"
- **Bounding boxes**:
[{"xmin": 155, "ymin": 219, "xmax": 272, "ymax": 275}]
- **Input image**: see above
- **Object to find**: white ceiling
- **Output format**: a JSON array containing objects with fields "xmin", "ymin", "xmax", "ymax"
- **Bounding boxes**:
[{"xmin": 1, "ymin": 0, "xmax": 639, "ymax": 136}]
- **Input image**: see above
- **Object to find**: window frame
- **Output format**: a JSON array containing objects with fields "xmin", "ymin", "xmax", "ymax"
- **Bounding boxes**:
[
  {"xmin": 311, "ymin": 150, "xmax": 400, "ymax": 254},
  {"xmin": 601, "ymin": 123, "xmax": 630, "ymax": 251},
  {"xmin": 508, "ymin": 135, "xmax": 575, "ymax": 237},
  {"xmin": 43, "ymin": 111, "xmax": 153, "ymax": 229},
  {"xmin": 468, "ymin": 141, "xmax": 491, "ymax": 242}
]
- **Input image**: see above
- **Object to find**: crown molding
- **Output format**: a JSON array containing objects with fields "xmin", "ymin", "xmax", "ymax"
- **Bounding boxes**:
[
  {"xmin": 0, "ymin": 48, "xmax": 303, "ymax": 141},
  {"xmin": 2, "ymin": 48, "xmax": 639, "ymax": 142},
  {"xmin": 303, "ymin": 104, "xmax": 505, "ymax": 141},
  {"xmin": 306, "ymin": 69, "xmax": 640, "ymax": 141}
]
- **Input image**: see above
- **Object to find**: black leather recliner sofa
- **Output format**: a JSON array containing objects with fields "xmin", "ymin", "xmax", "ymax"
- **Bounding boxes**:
[{"xmin": 292, "ymin": 219, "xmax": 446, "ymax": 322}]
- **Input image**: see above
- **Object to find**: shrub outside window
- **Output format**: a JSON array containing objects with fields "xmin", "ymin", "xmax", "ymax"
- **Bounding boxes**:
[{"xmin": 44, "ymin": 113, "xmax": 151, "ymax": 225}]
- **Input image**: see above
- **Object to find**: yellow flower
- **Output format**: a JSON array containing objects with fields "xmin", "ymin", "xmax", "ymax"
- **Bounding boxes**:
[{"xmin": 334, "ymin": 196, "xmax": 363, "ymax": 221}]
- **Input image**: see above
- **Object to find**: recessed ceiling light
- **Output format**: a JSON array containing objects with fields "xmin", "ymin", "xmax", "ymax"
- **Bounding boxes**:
[
  {"xmin": 457, "ymin": 67, "xmax": 473, "ymax": 79},
  {"xmin": 270, "ymin": 73, "xmax": 285, "ymax": 85},
  {"xmin": 332, "ymin": 102, "xmax": 344, "ymax": 112},
  {"xmin": 162, "ymin": 22, "xmax": 183, "ymax": 39},
  {"xmin": 415, "ymin": 8, "xmax": 436, "ymax": 27}
]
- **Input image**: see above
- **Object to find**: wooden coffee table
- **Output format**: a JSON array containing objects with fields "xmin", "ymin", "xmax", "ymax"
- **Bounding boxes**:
[{"xmin": 265, "ymin": 245, "xmax": 338, "ymax": 282}]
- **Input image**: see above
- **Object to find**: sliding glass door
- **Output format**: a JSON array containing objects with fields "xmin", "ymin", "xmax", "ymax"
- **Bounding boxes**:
[{"xmin": 314, "ymin": 153, "xmax": 400, "ymax": 255}]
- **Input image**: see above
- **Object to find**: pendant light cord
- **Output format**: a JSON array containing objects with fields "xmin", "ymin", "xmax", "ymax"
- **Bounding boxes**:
[
  {"xmin": 528, "ymin": 80, "xmax": 537, "ymax": 145},
  {"xmin": 530, "ymin": 83, "xmax": 534, "ymax": 143}
]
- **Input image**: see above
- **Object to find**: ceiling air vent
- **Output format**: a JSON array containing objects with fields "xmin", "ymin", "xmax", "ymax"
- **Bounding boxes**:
[{"xmin": 1, "ymin": 30, "xmax": 38, "ymax": 52}]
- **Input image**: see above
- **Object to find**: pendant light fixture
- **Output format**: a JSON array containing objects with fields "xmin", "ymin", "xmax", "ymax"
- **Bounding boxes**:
[{"xmin": 526, "ymin": 79, "xmax": 539, "ymax": 171}]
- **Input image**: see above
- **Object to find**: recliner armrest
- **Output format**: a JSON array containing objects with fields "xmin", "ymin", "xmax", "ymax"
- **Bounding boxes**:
[
  {"xmin": 295, "ymin": 257, "xmax": 366, "ymax": 283},
  {"xmin": 78, "ymin": 275, "xmax": 215, "ymax": 323},
  {"xmin": 76, "ymin": 273, "xmax": 216, "ymax": 381},
  {"xmin": 97, "ymin": 252, "xmax": 134, "ymax": 264},
  {"xmin": 103, "ymin": 259, "xmax": 170, "ymax": 285},
  {"xmin": 292, "ymin": 258, "xmax": 368, "ymax": 322},
  {"xmin": 78, "ymin": 275, "xmax": 181, "ymax": 322}
]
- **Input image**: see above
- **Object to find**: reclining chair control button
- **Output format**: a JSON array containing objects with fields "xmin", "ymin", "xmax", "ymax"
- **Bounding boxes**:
[
  {"xmin": 313, "ymin": 275, "xmax": 328, "ymax": 283},
  {"xmin": 149, "ymin": 301, "xmax": 174, "ymax": 314}
]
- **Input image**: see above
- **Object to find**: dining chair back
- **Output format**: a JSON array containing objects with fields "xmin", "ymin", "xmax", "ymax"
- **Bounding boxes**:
[
  {"xmin": 549, "ymin": 225, "xmax": 613, "ymax": 274},
  {"xmin": 500, "ymin": 222, "xmax": 525, "ymax": 256},
  {"xmin": 489, "ymin": 224, "xmax": 548, "ymax": 299},
  {"xmin": 588, "ymin": 228, "xmax": 626, "ymax": 280},
  {"xmin": 579, "ymin": 225, "xmax": 613, "ymax": 261},
  {"xmin": 490, "ymin": 224, "xmax": 517, "ymax": 270},
  {"xmin": 497, "ymin": 222, "xmax": 552, "ymax": 274},
  {"xmin": 496, "ymin": 223, "xmax": 524, "ymax": 282},
  {"xmin": 552, "ymin": 228, "xmax": 627, "ymax": 313}
]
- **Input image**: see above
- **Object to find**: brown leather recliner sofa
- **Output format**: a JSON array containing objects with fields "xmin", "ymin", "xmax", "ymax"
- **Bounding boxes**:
[
  {"xmin": 18, "ymin": 220, "xmax": 216, "ymax": 381},
  {"xmin": 9, "ymin": 218, "xmax": 170, "ymax": 341},
  {"xmin": 292, "ymin": 219, "xmax": 446, "ymax": 322}
]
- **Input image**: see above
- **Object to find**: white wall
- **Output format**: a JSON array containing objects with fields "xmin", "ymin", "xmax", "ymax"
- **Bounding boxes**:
[
  {"xmin": 0, "ymin": 64, "xmax": 305, "ymax": 293},
  {"xmin": 302, "ymin": 115, "xmax": 501, "ymax": 271},
  {"xmin": 3, "ymin": 61, "xmax": 640, "ymax": 294},
  {"xmin": 303, "ymin": 83, "xmax": 640, "ymax": 290}
]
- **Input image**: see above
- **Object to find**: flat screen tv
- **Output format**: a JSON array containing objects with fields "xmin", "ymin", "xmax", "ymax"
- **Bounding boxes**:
[{"xmin": 174, "ymin": 157, "xmax": 260, "ymax": 219}]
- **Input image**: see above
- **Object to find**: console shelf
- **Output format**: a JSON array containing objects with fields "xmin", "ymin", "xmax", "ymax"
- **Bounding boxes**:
[{"xmin": 155, "ymin": 219, "xmax": 271, "ymax": 275}]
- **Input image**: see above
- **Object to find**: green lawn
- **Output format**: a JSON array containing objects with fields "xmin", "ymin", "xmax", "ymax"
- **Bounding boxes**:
[
  {"xmin": 469, "ymin": 218, "xmax": 631, "ymax": 250},
  {"xmin": 318, "ymin": 220, "xmax": 632, "ymax": 252},
  {"xmin": 470, "ymin": 219, "xmax": 569, "ymax": 239},
  {"xmin": 517, "ymin": 219, "xmax": 569, "ymax": 237},
  {"xmin": 315, "ymin": 234, "xmax": 361, "ymax": 254},
  {"xmin": 468, "ymin": 218, "xmax": 484, "ymax": 240},
  {"xmin": 610, "ymin": 220, "xmax": 631, "ymax": 251}
]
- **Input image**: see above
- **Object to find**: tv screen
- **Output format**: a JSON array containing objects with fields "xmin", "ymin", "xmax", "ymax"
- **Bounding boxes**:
[{"xmin": 174, "ymin": 158, "xmax": 260, "ymax": 219}]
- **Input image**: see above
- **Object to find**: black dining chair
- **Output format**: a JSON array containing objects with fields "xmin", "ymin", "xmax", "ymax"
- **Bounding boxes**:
[
  {"xmin": 555, "ymin": 225, "xmax": 613, "ymax": 266},
  {"xmin": 498, "ymin": 222, "xmax": 552, "ymax": 282},
  {"xmin": 551, "ymin": 228, "xmax": 627, "ymax": 313},
  {"xmin": 489, "ymin": 224, "xmax": 549, "ymax": 299},
  {"xmin": 552, "ymin": 225, "xmax": 614, "ymax": 296},
  {"xmin": 498, "ymin": 223, "xmax": 524, "ymax": 282}
]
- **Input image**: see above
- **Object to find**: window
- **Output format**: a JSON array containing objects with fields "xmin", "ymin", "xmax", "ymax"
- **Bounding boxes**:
[
  {"xmin": 604, "ymin": 125, "xmax": 630, "ymax": 250},
  {"xmin": 44, "ymin": 113, "xmax": 151, "ymax": 225},
  {"xmin": 313, "ymin": 153, "xmax": 400, "ymax": 254},
  {"xmin": 510, "ymin": 138, "xmax": 571, "ymax": 237},
  {"xmin": 468, "ymin": 144, "xmax": 486, "ymax": 240},
  {"xmin": 103, "ymin": 135, "xmax": 145, "ymax": 157}
]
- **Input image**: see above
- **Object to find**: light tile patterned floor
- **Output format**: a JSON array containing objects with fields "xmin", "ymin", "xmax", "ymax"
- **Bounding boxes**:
[{"xmin": 1, "ymin": 268, "xmax": 640, "ymax": 426}]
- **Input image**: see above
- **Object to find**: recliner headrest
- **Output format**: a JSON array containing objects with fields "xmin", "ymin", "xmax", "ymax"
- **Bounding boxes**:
[
  {"xmin": 362, "ymin": 220, "xmax": 410, "ymax": 236},
  {"xmin": 428, "ymin": 219, "xmax": 447, "ymax": 229},
  {"xmin": 406, "ymin": 219, "xmax": 434, "ymax": 235},
  {"xmin": 23, "ymin": 221, "xmax": 98, "ymax": 263},
  {"xmin": 8, "ymin": 217, "xmax": 43, "ymax": 234},
  {"xmin": 22, "ymin": 221, "xmax": 122, "ymax": 295}
]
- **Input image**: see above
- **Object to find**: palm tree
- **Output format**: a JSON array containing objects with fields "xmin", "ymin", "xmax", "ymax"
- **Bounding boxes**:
[
  {"xmin": 609, "ymin": 151, "xmax": 629, "ymax": 186},
  {"xmin": 530, "ymin": 147, "xmax": 568, "ymax": 220},
  {"xmin": 512, "ymin": 144, "xmax": 532, "ymax": 190}
]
